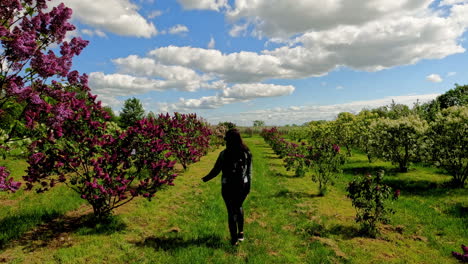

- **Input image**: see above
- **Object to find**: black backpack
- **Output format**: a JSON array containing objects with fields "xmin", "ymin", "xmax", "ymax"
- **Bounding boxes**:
[{"xmin": 223, "ymin": 150, "xmax": 250, "ymax": 185}]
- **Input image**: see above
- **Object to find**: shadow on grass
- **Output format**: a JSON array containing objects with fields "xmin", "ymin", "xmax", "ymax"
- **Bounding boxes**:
[
  {"xmin": 136, "ymin": 234, "xmax": 225, "ymax": 251},
  {"xmin": 383, "ymin": 179, "xmax": 450, "ymax": 197},
  {"xmin": 0, "ymin": 211, "xmax": 61, "ymax": 249},
  {"xmin": 344, "ymin": 166, "xmax": 458, "ymax": 198},
  {"xmin": 270, "ymin": 170, "xmax": 301, "ymax": 179},
  {"xmin": 305, "ymin": 222, "xmax": 361, "ymax": 240},
  {"xmin": 0, "ymin": 211, "xmax": 126, "ymax": 251},
  {"xmin": 446, "ymin": 203, "xmax": 468, "ymax": 228},
  {"xmin": 342, "ymin": 166, "xmax": 397, "ymax": 177},
  {"xmin": 274, "ymin": 189, "xmax": 321, "ymax": 199}
]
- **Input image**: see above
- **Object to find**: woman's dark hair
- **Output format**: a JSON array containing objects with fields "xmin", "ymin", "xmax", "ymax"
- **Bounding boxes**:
[{"xmin": 224, "ymin": 128, "xmax": 249, "ymax": 160}]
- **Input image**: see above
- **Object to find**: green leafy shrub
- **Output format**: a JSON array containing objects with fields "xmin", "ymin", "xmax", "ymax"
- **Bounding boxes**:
[{"xmin": 347, "ymin": 171, "xmax": 399, "ymax": 237}]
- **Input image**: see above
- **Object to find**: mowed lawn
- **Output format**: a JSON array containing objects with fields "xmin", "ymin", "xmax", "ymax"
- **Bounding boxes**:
[{"xmin": 0, "ymin": 135, "xmax": 466, "ymax": 263}]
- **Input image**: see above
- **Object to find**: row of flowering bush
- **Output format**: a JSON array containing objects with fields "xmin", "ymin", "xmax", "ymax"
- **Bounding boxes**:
[
  {"xmin": 262, "ymin": 128, "xmax": 399, "ymax": 237},
  {"xmin": 0, "ymin": 0, "xmax": 213, "ymax": 220},
  {"xmin": 261, "ymin": 127, "xmax": 344, "ymax": 195}
]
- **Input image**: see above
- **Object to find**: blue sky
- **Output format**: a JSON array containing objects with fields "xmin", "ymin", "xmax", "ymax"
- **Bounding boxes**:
[{"xmin": 53, "ymin": 0, "xmax": 468, "ymax": 126}]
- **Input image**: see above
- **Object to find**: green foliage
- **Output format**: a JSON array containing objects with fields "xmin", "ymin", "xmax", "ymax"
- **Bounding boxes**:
[
  {"xmin": 119, "ymin": 97, "xmax": 145, "ymax": 128},
  {"xmin": 332, "ymin": 112, "xmax": 356, "ymax": 156},
  {"xmin": 425, "ymin": 106, "xmax": 468, "ymax": 187},
  {"xmin": 347, "ymin": 171, "xmax": 399, "ymax": 237},
  {"xmin": 436, "ymin": 84, "xmax": 468, "ymax": 109},
  {"xmin": 387, "ymin": 100, "xmax": 412, "ymax": 120},
  {"xmin": 369, "ymin": 115, "xmax": 428, "ymax": 172},
  {"xmin": 415, "ymin": 84, "xmax": 468, "ymax": 121},
  {"xmin": 307, "ymin": 120, "xmax": 333, "ymax": 143},
  {"xmin": 287, "ymin": 126, "xmax": 308, "ymax": 142},
  {"xmin": 353, "ymin": 110, "xmax": 379, "ymax": 163},
  {"xmin": 218, "ymin": 121, "xmax": 236, "ymax": 130},
  {"xmin": 308, "ymin": 142, "xmax": 345, "ymax": 195},
  {"xmin": 253, "ymin": 120, "xmax": 265, "ymax": 127}
]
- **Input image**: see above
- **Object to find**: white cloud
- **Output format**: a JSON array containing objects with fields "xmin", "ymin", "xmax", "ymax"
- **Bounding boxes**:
[
  {"xmin": 163, "ymin": 96, "xmax": 237, "ymax": 111},
  {"xmin": 168, "ymin": 24, "xmax": 189, "ymax": 35},
  {"xmin": 336, "ymin": 85, "xmax": 344, "ymax": 90},
  {"xmin": 222, "ymin": 83, "xmax": 294, "ymax": 99},
  {"xmin": 81, "ymin": 29, "xmax": 107, "ymax": 38},
  {"xmin": 149, "ymin": 46, "xmax": 288, "ymax": 83},
  {"xmin": 52, "ymin": 0, "xmax": 157, "ymax": 38},
  {"xmin": 426, "ymin": 74, "xmax": 443, "ymax": 82},
  {"xmin": 148, "ymin": 10, "xmax": 163, "ymax": 19},
  {"xmin": 204, "ymin": 93, "xmax": 440, "ymax": 126},
  {"xmin": 226, "ymin": 0, "xmax": 433, "ymax": 39},
  {"xmin": 447, "ymin": 71, "xmax": 457, "ymax": 76},
  {"xmin": 440, "ymin": 0, "xmax": 468, "ymax": 5},
  {"xmin": 89, "ymin": 72, "xmax": 167, "ymax": 96},
  {"xmin": 229, "ymin": 23, "xmax": 248, "ymax": 37},
  {"xmin": 147, "ymin": 4, "xmax": 467, "ymax": 82},
  {"xmin": 155, "ymin": 83, "xmax": 295, "ymax": 112},
  {"xmin": 208, "ymin": 36, "xmax": 215, "ymax": 49},
  {"xmin": 177, "ymin": 0, "xmax": 228, "ymax": 11}
]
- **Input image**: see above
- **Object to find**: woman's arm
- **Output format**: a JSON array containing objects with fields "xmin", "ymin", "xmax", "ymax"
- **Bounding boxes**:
[
  {"xmin": 202, "ymin": 151, "xmax": 224, "ymax": 182},
  {"xmin": 246, "ymin": 151, "xmax": 252, "ymax": 182}
]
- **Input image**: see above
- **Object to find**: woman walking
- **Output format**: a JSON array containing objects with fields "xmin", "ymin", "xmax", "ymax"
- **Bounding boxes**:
[{"xmin": 202, "ymin": 128, "xmax": 252, "ymax": 246}]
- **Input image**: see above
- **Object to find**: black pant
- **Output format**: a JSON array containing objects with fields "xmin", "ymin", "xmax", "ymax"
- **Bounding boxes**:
[{"xmin": 222, "ymin": 186, "xmax": 249, "ymax": 242}]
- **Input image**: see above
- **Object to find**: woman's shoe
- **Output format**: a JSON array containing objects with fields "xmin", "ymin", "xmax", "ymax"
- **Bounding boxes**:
[{"xmin": 238, "ymin": 232, "xmax": 244, "ymax": 242}]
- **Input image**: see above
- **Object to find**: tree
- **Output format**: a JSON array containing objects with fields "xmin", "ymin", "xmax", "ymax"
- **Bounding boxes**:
[
  {"xmin": 119, "ymin": 97, "xmax": 145, "ymax": 128},
  {"xmin": 218, "ymin": 121, "xmax": 236, "ymax": 130},
  {"xmin": 308, "ymin": 141, "xmax": 345, "ymax": 195},
  {"xmin": 369, "ymin": 115, "xmax": 428, "ymax": 172},
  {"xmin": 253, "ymin": 120, "xmax": 265, "ymax": 127},
  {"xmin": 353, "ymin": 110, "xmax": 379, "ymax": 163},
  {"xmin": 436, "ymin": 84, "xmax": 468, "ymax": 109},
  {"xmin": 387, "ymin": 101, "xmax": 411, "ymax": 120},
  {"xmin": 332, "ymin": 112, "xmax": 356, "ymax": 156},
  {"xmin": 425, "ymin": 106, "xmax": 468, "ymax": 187}
]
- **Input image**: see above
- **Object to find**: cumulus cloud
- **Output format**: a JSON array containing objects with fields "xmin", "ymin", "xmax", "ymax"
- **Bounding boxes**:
[
  {"xmin": 155, "ymin": 83, "xmax": 295, "ymax": 112},
  {"xmin": 426, "ymin": 74, "xmax": 443, "ymax": 82},
  {"xmin": 51, "ymin": 0, "xmax": 157, "ymax": 38},
  {"xmin": 149, "ymin": 46, "xmax": 289, "ymax": 83},
  {"xmin": 226, "ymin": 0, "xmax": 434, "ymax": 39},
  {"xmin": 447, "ymin": 72, "xmax": 457, "ymax": 76},
  {"xmin": 168, "ymin": 24, "xmax": 189, "ymax": 35},
  {"xmin": 222, "ymin": 83, "xmax": 294, "ymax": 99},
  {"xmin": 177, "ymin": 0, "xmax": 228, "ymax": 11},
  {"xmin": 204, "ymin": 93, "xmax": 440, "ymax": 126},
  {"xmin": 85, "ymin": 0, "xmax": 468, "ymax": 114}
]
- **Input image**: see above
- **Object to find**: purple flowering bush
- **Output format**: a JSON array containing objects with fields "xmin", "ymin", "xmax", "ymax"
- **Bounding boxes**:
[
  {"xmin": 25, "ymin": 114, "xmax": 178, "ymax": 219},
  {"xmin": 1, "ymin": 1, "xmax": 207, "ymax": 220},
  {"xmin": 155, "ymin": 113, "xmax": 211, "ymax": 170},
  {"xmin": 1, "ymin": 0, "xmax": 89, "ymax": 192}
]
